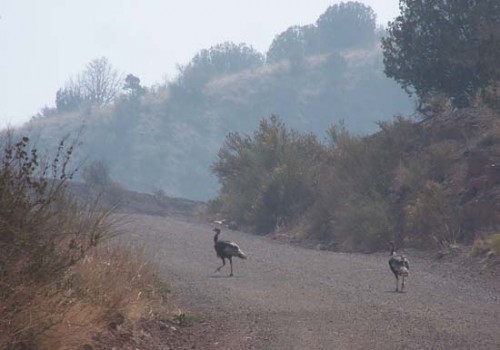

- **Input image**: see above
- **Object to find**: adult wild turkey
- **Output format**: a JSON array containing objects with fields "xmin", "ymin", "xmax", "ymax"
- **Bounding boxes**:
[
  {"xmin": 388, "ymin": 241, "xmax": 410, "ymax": 292},
  {"xmin": 213, "ymin": 228, "xmax": 246, "ymax": 276}
]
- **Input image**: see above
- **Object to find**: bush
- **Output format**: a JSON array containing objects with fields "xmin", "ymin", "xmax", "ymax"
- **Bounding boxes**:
[
  {"xmin": 481, "ymin": 82, "xmax": 500, "ymax": 110},
  {"xmin": 471, "ymin": 233, "xmax": 500, "ymax": 257},
  {"xmin": 426, "ymin": 141, "xmax": 460, "ymax": 182},
  {"xmin": 212, "ymin": 116, "xmax": 322, "ymax": 233},
  {"xmin": 0, "ymin": 134, "xmax": 116, "ymax": 349},
  {"xmin": 307, "ymin": 120, "xmax": 407, "ymax": 251},
  {"xmin": 334, "ymin": 194, "xmax": 392, "ymax": 252},
  {"xmin": 471, "ymin": 236, "xmax": 491, "ymax": 257},
  {"xmin": 405, "ymin": 181, "xmax": 462, "ymax": 248},
  {"xmin": 490, "ymin": 233, "xmax": 500, "ymax": 256},
  {"xmin": 212, "ymin": 112, "xmax": 496, "ymax": 252}
]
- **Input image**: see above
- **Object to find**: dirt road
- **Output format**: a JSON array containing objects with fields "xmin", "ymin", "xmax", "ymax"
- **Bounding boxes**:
[{"xmin": 124, "ymin": 214, "xmax": 500, "ymax": 350}]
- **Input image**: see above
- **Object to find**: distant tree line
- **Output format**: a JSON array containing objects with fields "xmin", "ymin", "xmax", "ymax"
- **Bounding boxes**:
[
  {"xmin": 50, "ymin": 0, "xmax": 500, "ymax": 118},
  {"xmin": 267, "ymin": 2, "xmax": 376, "ymax": 63},
  {"xmin": 32, "ymin": 1, "xmax": 411, "ymax": 200}
]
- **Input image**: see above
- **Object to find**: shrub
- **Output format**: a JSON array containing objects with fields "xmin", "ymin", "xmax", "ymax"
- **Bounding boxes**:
[
  {"xmin": 334, "ymin": 194, "xmax": 392, "ymax": 252},
  {"xmin": 405, "ymin": 181, "xmax": 462, "ymax": 248},
  {"xmin": 471, "ymin": 233, "xmax": 500, "ymax": 257},
  {"xmin": 490, "ymin": 233, "xmax": 500, "ymax": 256},
  {"xmin": 481, "ymin": 82, "xmax": 500, "ymax": 110},
  {"xmin": 0, "ymin": 134, "xmax": 116, "ymax": 349},
  {"xmin": 309, "ymin": 120, "xmax": 405, "ymax": 251},
  {"xmin": 471, "ymin": 236, "xmax": 491, "ymax": 257},
  {"xmin": 212, "ymin": 116, "xmax": 322, "ymax": 233},
  {"xmin": 426, "ymin": 141, "xmax": 460, "ymax": 182}
]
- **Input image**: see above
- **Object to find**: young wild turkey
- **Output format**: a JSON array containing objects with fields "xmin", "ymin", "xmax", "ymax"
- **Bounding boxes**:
[
  {"xmin": 213, "ymin": 228, "xmax": 247, "ymax": 276},
  {"xmin": 388, "ymin": 241, "xmax": 410, "ymax": 292}
]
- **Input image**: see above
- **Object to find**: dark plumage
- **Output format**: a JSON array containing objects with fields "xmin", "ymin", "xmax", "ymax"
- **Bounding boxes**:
[
  {"xmin": 388, "ymin": 241, "xmax": 410, "ymax": 292},
  {"xmin": 213, "ymin": 228, "xmax": 247, "ymax": 277}
]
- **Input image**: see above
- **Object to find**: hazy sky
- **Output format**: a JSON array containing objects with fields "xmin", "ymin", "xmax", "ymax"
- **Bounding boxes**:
[{"xmin": 0, "ymin": 0, "xmax": 400, "ymax": 127}]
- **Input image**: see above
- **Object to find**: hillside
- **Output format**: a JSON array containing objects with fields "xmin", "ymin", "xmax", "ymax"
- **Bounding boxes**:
[
  {"xmin": 20, "ymin": 45, "xmax": 411, "ymax": 201},
  {"xmin": 378, "ymin": 106, "xmax": 500, "ymax": 249},
  {"xmin": 416, "ymin": 108, "xmax": 500, "ymax": 237},
  {"xmin": 17, "ymin": 2, "xmax": 413, "ymax": 201}
]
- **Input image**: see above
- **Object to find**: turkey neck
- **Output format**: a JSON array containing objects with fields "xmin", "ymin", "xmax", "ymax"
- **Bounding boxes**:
[{"xmin": 214, "ymin": 231, "xmax": 220, "ymax": 243}]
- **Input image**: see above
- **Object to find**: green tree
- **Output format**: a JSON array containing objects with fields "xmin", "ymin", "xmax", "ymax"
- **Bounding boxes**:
[
  {"xmin": 175, "ymin": 42, "xmax": 264, "ymax": 91},
  {"xmin": 123, "ymin": 73, "xmax": 146, "ymax": 97},
  {"xmin": 382, "ymin": 0, "xmax": 500, "ymax": 107},
  {"xmin": 316, "ymin": 1, "xmax": 376, "ymax": 51},
  {"xmin": 266, "ymin": 25, "xmax": 318, "ymax": 64}
]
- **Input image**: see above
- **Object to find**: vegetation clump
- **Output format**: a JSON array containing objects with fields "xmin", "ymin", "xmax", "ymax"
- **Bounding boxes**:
[
  {"xmin": 383, "ymin": 0, "xmax": 500, "ymax": 108},
  {"xmin": 210, "ymin": 107, "xmax": 500, "ymax": 252},
  {"xmin": 0, "ymin": 134, "xmax": 173, "ymax": 349},
  {"xmin": 209, "ymin": 0, "xmax": 500, "ymax": 252},
  {"xmin": 491, "ymin": 234, "xmax": 500, "ymax": 256}
]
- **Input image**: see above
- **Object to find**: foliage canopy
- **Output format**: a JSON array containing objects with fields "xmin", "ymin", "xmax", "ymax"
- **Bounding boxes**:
[
  {"xmin": 382, "ymin": 0, "xmax": 500, "ymax": 107},
  {"xmin": 176, "ymin": 42, "xmax": 264, "ymax": 92}
]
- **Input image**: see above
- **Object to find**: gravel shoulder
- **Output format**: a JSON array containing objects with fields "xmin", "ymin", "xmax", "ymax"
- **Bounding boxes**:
[{"xmin": 124, "ymin": 214, "xmax": 500, "ymax": 350}]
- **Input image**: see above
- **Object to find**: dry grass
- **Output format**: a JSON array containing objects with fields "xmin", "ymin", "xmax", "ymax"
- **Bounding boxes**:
[
  {"xmin": 1, "ymin": 216, "xmax": 176, "ymax": 350},
  {"xmin": 34, "ymin": 245, "xmax": 173, "ymax": 350},
  {"xmin": 0, "ymin": 244, "xmax": 173, "ymax": 350}
]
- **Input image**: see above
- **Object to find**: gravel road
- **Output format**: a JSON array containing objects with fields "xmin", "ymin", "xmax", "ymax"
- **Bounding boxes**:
[{"xmin": 124, "ymin": 214, "xmax": 500, "ymax": 350}]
